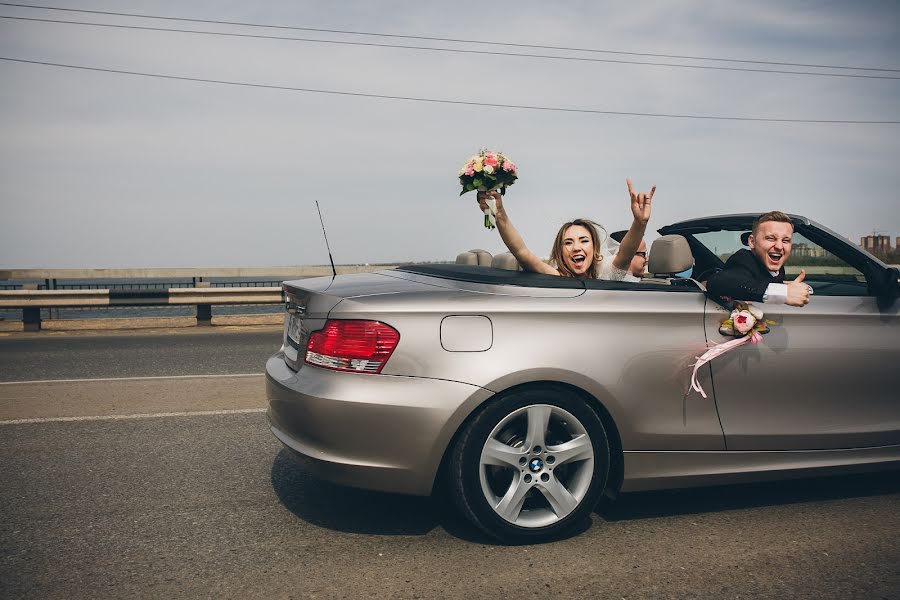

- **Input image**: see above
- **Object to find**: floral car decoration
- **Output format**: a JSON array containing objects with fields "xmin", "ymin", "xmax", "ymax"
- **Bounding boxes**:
[
  {"xmin": 718, "ymin": 303, "xmax": 772, "ymax": 337},
  {"xmin": 690, "ymin": 302, "xmax": 776, "ymax": 398}
]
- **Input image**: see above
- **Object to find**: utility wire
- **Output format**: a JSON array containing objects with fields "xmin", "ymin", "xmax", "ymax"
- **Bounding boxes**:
[
  {"xmin": 3, "ymin": 15, "xmax": 898, "ymax": 81},
  {"xmin": 2, "ymin": 56, "xmax": 897, "ymax": 124},
  {"xmin": 1, "ymin": 2, "xmax": 897, "ymax": 74}
]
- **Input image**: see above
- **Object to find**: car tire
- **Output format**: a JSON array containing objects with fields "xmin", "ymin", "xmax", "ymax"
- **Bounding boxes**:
[{"xmin": 448, "ymin": 384, "xmax": 610, "ymax": 544}]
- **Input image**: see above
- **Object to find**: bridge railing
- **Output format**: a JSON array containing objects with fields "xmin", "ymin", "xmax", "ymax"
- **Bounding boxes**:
[
  {"xmin": 0, "ymin": 265, "xmax": 400, "ymax": 331},
  {"xmin": 0, "ymin": 287, "xmax": 285, "ymax": 331}
]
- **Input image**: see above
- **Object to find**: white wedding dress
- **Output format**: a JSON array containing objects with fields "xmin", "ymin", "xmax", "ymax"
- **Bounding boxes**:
[{"xmin": 595, "ymin": 223, "xmax": 630, "ymax": 281}]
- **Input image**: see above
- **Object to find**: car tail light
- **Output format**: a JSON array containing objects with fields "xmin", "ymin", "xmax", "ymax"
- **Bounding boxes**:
[{"xmin": 305, "ymin": 320, "xmax": 400, "ymax": 374}]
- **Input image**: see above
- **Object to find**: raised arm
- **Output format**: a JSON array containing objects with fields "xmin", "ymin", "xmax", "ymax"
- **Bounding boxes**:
[
  {"xmin": 612, "ymin": 178, "xmax": 655, "ymax": 272},
  {"xmin": 477, "ymin": 191, "xmax": 558, "ymax": 275}
]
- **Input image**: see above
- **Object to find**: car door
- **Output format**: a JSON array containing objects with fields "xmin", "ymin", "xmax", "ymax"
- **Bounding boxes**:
[
  {"xmin": 698, "ymin": 229, "xmax": 900, "ymax": 451},
  {"xmin": 579, "ymin": 278, "xmax": 725, "ymax": 451}
]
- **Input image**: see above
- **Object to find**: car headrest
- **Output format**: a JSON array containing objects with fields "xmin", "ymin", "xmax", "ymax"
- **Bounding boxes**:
[
  {"xmin": 741, "ymin": 231, "xmax": 751, "ymax": 246},
  {"xmin": 455, "ymin": 249, "xmax": 493, "ymax": 266},
  {"xmin": 648, "ymin": 235, "xmax": 694, "ymax": 276},
  {"xmin": 490, "ymin": 252, "xmax": 521, "ymax": 271}
]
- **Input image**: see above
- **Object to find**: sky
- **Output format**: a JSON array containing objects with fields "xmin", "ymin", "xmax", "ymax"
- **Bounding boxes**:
[{"xmin": 1, "ymin": 1, "xmax": 899, "ymax": 268}]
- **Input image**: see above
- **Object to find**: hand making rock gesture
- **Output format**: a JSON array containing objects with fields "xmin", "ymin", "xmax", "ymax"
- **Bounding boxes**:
[{"xmin": 627, "ymin": 178, "xmax": 656, "ymax": 225}]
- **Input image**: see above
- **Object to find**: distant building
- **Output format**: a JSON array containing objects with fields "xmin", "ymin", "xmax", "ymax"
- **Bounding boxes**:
[
  {"xmin": 861, "ymin": 235, "xmax": 891, "ymax": 254},
  {"xmin": 791, "ymin": 243, "xmax": 827, "ymax": 258}
]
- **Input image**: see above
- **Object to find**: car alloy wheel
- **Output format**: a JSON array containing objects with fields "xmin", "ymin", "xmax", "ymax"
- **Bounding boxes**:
[{"xmin": 449, "ymin": 385, "xmax": 610, "ymax": 543}]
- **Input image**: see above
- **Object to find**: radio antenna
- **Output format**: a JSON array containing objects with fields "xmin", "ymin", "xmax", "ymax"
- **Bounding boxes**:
[{"xmin": 315, "ymin": 201, "xmax": 337, "ymax": 280}]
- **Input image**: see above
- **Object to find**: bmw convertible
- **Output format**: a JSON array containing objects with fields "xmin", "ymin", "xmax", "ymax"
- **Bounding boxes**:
[{"xmin": 265, "ymin": 214, "xmax": 900, "ymax": 543}]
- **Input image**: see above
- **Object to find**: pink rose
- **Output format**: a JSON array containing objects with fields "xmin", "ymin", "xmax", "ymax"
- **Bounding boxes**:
[
  {"xmin": 464, "ymin": 166, "xmax": 475, "ymax": 176},
  {"xmin": 502, "ymin": 161, "xmax": 516, "ymax": 172},
  {"xmin": 483, "ymin": 153, "xmax": 499, "ymax": 167},
  {"xmin": 732, "ymin": 310, "xmax": 756, "ymax": 335}
]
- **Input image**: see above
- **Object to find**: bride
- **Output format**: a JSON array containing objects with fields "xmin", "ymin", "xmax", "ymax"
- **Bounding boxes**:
[{"xmin": 477, "ymin": 178, "xmax": 655, "ymax": 280}]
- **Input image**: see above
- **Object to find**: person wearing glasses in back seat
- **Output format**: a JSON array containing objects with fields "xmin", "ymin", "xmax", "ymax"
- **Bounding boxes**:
[
  {"xmin": 706, "ymin": 211, "xmax": 812, "ymax": 307},
  {"xmin": 609, "ymin": 230, "xmax": 647, "ymax": 282}
]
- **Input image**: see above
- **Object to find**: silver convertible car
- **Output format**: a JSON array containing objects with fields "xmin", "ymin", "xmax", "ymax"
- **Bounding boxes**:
[{"xmin": 266, "ymin": 214, "xmax": 900, "ymax": 543}]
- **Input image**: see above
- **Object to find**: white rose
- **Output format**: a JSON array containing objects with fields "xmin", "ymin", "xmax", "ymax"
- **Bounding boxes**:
[
  {"xmin": 483, "ymin": 164, "xmax": 494, "ymax": 174},
  {"xmin": 747, "ymin": 304, "xmax": 764, "ymax": 321}
]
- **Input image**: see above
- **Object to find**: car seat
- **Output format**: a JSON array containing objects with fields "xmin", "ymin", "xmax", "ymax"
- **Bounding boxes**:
[
  {"xmin": 455, "ymin": 249, "xmax": 493, "ymax": 266},
  {"xmin": 645, "ymin": 235, "xmax": 697, "ymax": 286},
  {"xmin": 490, "ymin": 252, "xmax": 521, "ymax": 271}
]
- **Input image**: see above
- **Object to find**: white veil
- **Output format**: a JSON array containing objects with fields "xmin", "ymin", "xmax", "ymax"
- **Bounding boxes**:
[{"xmin": 590, "ymin": 220, "xmax": 619, "ymax": 264}]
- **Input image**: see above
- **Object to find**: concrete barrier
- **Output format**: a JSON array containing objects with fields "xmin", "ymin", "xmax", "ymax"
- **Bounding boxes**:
[
  {"xmin": 40, "ymin": 317, "xmax": 199, "ymax": 331},
  {"xmin": 0, "ymin": 321, "xmax": 25, "ymax": 332}
]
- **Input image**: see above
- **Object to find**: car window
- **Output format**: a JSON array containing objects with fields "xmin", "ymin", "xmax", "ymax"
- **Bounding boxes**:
[
  {"xmin": 785, "ymin": 232, "xmax": 867, "ymax": 296},
  {"xmin": 692, "ymin": 230, "xmax": 868, "ymax": 296},
  {"xmin": 692, "ymin": 231, "xmax": 746, "ymax": 264}
]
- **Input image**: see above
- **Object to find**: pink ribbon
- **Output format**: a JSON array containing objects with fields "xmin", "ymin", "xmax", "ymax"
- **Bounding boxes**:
[{"xmin": 689, "ymin": 331, "xmax": 762, "ymax": 398}]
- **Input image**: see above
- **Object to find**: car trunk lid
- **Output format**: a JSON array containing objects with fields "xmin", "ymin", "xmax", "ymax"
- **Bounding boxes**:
[{"xmin": 280, "ymin": 271, "xmax": 450, "ymax": 370}]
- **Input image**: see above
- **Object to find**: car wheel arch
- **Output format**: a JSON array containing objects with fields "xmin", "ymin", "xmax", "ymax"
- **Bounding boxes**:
[{"xmin": 432, "ymin": 380, "xmax": 624, "ymax": 501}]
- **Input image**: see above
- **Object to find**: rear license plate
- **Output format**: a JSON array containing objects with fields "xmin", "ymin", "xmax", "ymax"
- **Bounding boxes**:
[{"xmin": 287, "ymin": 314, "xmax": 303, "ymax": 346}]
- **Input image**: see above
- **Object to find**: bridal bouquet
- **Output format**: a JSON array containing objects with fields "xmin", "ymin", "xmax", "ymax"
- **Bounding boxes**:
[
  {"xmin": 689, "ymin": 302, "xmax": 776, "ymax": 398},
  {"xmin": 458, "ymin": 150, "xmax": 518, "ymax": 229}
]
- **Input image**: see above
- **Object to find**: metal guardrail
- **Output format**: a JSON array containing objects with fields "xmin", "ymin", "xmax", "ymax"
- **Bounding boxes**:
[
  {"xmin": 0, "ymin": 286, "xmax": 284, "ymax": 331},
  {"xmin": 0, "ymin": 265, "xmax": 405, "ymax": 331},
  {"xmin": 0, "ymin": 265, "xmax": 399, "ymax": 283}
]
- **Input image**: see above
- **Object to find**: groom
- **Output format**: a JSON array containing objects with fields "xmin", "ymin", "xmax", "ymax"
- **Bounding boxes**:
[{"xmin": 706, "ymin": 211, "xmax": 812, "ymax": 307}]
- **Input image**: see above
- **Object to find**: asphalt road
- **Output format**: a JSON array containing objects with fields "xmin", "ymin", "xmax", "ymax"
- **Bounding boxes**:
[
  {"xmin": 0, "ymin": 326, "xmax": 284, "ymax": 381},
  {"xmin": 1, "ymin": 328, "xmax": 898, "ymax": 599}
]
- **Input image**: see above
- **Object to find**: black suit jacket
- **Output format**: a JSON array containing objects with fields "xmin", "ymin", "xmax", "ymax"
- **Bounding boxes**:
[{"xmin": 706, "ymin": 248, "xmax": 785, "ymax": 303}]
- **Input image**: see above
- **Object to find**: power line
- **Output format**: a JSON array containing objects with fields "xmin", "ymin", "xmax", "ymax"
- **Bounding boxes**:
[
  {"xmin": 1, "ymin": 2, "xmax": 897, "ymax": 75},
  {"xmin": 4, "ymin": 15, "xmax": 899, "ymax": 81},
  {"xmin": 2, "ymin": 56, "xmax": 897, "ymax": 124}
]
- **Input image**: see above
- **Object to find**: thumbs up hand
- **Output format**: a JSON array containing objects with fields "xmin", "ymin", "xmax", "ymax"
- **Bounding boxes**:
[{"xmin": 786, "ymin": 270, "xmax": 812, "ymax": 306}]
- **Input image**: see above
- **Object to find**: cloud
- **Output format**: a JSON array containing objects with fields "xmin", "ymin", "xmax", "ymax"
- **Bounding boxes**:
[{"xmin": 1, "ymin": 1, "xmax": 898, "ymax": 267}]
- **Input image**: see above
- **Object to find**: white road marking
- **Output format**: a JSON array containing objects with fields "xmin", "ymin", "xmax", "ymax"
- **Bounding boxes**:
[
  {"xmin": 0, "ymin": 373, "xmax": 263, "ymax": 385},
  {"xmin": 0, "ymin": 407, "xmax": 267, "ymax": 426}
]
